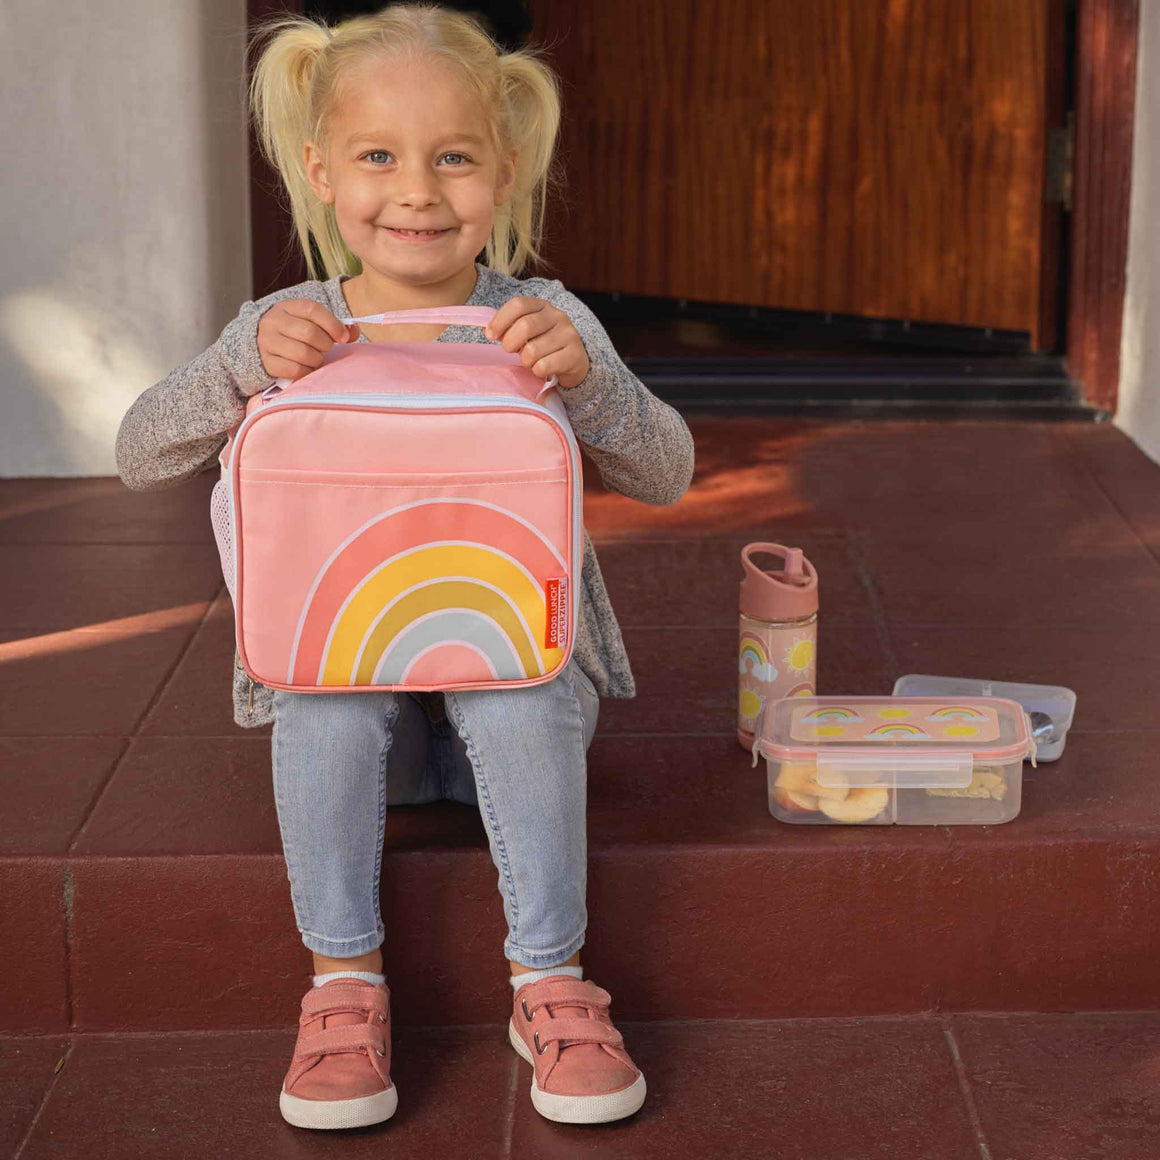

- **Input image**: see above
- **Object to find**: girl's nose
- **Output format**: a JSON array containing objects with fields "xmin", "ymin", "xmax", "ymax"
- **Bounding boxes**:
[
  {"xmin": 399, "ymin": 190, "xmax": 439, "ymax": 208},
  {"xmin": 393, "ymin": 166, "xmax": 440, "ymax": 207}
]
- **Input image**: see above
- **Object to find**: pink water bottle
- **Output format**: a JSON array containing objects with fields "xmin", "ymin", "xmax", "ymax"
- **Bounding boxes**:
[{"xmin": 738, "ymin": 543, "xmax": 819, "ymax": 750}]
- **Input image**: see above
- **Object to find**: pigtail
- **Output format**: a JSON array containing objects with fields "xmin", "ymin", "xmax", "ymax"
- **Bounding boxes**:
[
  {"xmin": 247, "ymin": 15, "xmax": 358, "ymax": 281},
  {"xmin": 487, "ymin": 50, "xmax": 564, "ymax": 277}
]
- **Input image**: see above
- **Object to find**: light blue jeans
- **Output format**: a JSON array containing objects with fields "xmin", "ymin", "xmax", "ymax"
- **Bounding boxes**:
[{"xmin": 270, "ymin": 659, "xmax": 598, "ymax": 968}]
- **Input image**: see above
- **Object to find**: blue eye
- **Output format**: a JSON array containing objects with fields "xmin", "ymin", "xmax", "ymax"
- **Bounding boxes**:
[{"xmin": 361, "ymin": 151, "xmax": 470, "ymax": 166}]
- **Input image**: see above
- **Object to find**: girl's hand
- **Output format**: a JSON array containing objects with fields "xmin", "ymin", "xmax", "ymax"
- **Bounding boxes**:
[
  {"xmin": 484, "ymin": 297, "xmax": 590, "ymax": 389},
  {"xmin": 257, "ymin": 299, "xmax": 359, "ymax": 381}
]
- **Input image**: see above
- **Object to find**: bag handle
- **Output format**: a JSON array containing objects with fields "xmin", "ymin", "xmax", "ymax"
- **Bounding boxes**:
[
  {"xmin": 260, "ymin": 301, "xmax": 560, "ymax": 401},
  {"xmin": 338, "ymin": 306, "xmax": 498, "ymax": 328}
]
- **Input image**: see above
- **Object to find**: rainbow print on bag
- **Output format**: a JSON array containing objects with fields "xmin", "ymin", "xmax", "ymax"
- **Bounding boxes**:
[{"xmin": 287, "ymin": 498, "xmax": 566, "ymax": 686}]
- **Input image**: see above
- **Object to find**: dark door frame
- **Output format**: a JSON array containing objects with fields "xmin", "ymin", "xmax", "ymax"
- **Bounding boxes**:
[
  {"xmin": 245, "ymin": 0, "xmax": 1141, "ymax": 415},
  {"xmin": 1067, "ymin": 0, "xmax": 1140, "ymax": 414}
]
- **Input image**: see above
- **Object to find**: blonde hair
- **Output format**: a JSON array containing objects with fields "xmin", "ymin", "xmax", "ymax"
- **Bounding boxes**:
[{"xmin": 247, "ymin": 3, "xmax": 564, "ymax": 282}]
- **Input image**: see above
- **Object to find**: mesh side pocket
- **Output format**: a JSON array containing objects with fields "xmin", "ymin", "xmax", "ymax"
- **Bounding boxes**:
[{"xmin": 209, "ymin": 478, "xmax": 235, "ymax": 602}]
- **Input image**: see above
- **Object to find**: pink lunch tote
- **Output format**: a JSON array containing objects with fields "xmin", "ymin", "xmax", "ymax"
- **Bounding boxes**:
[{"xmin": 209, "ymin": 305, "xmax": 583, "ymax": 693}]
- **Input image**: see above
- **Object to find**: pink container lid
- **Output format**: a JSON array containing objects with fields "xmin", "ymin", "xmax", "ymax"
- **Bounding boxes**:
[
  {"xmin": 740, "ymin": 543, "xmax": 818, "ymax": 621},
  {"xmin": 753, "ymin": 695, "xmax": 1038, "ymax": 787}
]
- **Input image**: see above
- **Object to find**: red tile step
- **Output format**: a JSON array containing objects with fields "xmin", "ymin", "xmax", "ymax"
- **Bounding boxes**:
[
  {"xmin": 7, "ymin": 724, "xmax": 1160, "ymax": 1034},
  {"xmin": 4, "ymin": 422, "xmax": 1160, "ymax": 1038},
  {"xmin": 8, "ymin": 1013, "xmax": 1160, "ymax": 1158}
]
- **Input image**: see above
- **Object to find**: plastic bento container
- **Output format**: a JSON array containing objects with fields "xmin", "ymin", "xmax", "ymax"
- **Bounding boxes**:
[
  {"xmin": 754, "ymin": 695, "xmax": 1037, "ymax": 826},
  {"xmin": 892, "ymin": 675, "xmax": 1076, "ymax": 761}
]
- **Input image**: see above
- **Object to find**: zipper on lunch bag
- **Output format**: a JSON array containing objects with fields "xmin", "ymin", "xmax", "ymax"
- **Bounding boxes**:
[
  {"xmin": 228, "ymin": 392, "xmax": 586, "ymax": 660},
  {"xmin": 233, "ymin": 392, "xmax": 584, "ymax": 553}
]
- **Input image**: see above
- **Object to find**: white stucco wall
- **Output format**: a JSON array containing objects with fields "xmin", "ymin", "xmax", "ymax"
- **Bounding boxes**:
[
  {"xmin": 0, "ymin": 1, "xmax": 251, "ymax": 477},
  {"xmin": 1118, "ymin": 0, "xmax": 1160, "ymax": 463}
]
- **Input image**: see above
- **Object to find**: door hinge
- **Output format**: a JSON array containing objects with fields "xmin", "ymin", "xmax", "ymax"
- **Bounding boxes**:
[{"xmin": 1046, "ymin": 112, "xmax": 1075, "ymax": 211}]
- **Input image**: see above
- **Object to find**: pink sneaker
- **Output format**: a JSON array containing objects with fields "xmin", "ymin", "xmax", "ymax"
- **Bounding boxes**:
[
  {"xmin": 509, "ymin": 975, "xmax": 646, "ymax": 1123},
  {"xmin": 279, "ymin": 977, "xmax": 398, "ymax": 1130}
]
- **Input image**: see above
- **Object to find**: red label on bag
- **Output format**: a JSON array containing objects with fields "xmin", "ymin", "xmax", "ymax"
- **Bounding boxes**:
[{"xmin": 545, "ymin": 578, "xmax": 567, "ymax": 649}]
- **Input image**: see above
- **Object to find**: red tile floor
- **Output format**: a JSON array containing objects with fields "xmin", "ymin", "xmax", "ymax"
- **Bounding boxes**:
[{"xmin": 4, "ymin": 418, "xmax": 1160, "ymax": 1157}]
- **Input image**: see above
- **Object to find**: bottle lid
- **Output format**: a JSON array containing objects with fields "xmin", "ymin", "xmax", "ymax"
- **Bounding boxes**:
[{"xmin": 739, "ymin": 543, "xmax": 818, "ymax": 621}]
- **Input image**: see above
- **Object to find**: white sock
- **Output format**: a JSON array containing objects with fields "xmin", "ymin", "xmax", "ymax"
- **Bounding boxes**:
[
  {"xmin": 510, "ymin": 964, "xmax": 582, "ymax": 991},
  {"xmin": 312, "ymin": 969, "xmax": 385, "ymax": 987}
]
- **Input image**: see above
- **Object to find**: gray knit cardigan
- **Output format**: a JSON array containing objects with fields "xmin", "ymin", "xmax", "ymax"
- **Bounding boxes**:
[{"xmin": 114, "ymin": 262, "xmax": 695, "ymax": 728}]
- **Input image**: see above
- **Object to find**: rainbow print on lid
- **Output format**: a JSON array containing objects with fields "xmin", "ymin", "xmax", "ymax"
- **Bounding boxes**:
[
  {"xmin": 800, "ymin": 706, "xmax": 865, "ymax": 724},
  {"xmin": 925, "ymin": 706, "xmax": 988, "ymax": 722},
  {"xmin": 286, "ymin": 498, "xmax": 567, "ymax": 686},
  {"xmin": 867, "ymin": 723, "xmax": 929, "ymax": 738},
  {"xmin": 786, "ymin": 699, "xmax": 1003, "ymax": 744}
]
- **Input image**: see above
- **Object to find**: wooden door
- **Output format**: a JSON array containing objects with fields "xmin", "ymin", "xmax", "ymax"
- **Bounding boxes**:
[{"xmin": 528, "ymin": 0, "xmax": 1065, "ymax": 348}]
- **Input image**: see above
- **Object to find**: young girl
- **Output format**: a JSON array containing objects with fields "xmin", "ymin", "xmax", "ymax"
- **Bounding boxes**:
[{"xmin": 115, "ymin": 2, "xmax": 693, "ymax": 1132}]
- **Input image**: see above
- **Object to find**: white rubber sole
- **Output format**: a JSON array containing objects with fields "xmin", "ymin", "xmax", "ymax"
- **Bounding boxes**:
[
  {"xmin": 508, "ymin": 1019, "xmax": 647, "ymax": 1124},
  {"xmin": 279, "ymin": 1080, "xmax": 398, "ymax": 1130}
]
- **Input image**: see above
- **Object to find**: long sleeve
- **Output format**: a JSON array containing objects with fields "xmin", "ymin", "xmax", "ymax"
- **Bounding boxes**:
[
  {"xmin": 533, "ymin": 280, "xmax": 696, "ymax": 506},
  {"xmin": 114, "ymin": 281, "xmax": 331, "ymax": 491}
]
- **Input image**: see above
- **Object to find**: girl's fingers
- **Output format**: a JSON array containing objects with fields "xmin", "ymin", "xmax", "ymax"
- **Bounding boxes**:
[
  {"xmin": 509, "ymin": 313, "xmax": 556, "ymax": 354},
  {"xmin": 518, "ymin": 332, "xmax": 559, "ymax": 370},
  {"xmin": 527, "ymin": 348, "xmax": 571, "ymax": 378},
  {"xmin": 283, "ymin": 316, "xmax": 343, "ymax": 353},
  {"xmin": 283, "ymin": 299, "xmax": 349, "ymax": 345},
  {"xmin": 520, "ymin": 321, "xmax": 576, "ymax": 368},
  {"xmin": 271, "ymin": 336, "xmax": 325, "ymax": 371},
  {"xmin": 262, "ymin": 357, "xmax": 312, "ymax": 381},
  {"xmin": 488, "ymin": 299, "xmax": 552, "ymax": 347}
]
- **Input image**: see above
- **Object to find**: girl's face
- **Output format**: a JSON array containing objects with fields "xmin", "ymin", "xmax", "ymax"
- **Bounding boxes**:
[{"xmin": 304, "ymin": 55, "xmax": 516, "ymax": 293}]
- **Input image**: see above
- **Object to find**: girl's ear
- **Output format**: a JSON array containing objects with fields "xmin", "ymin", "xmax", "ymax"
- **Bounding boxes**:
[
  {"xmin": 304, "ymin": 140, "xmax": 335, "ymax": 205},
  {"xmin": 494, "ymin": 150, "xmax": 519, "ymax": 206}
]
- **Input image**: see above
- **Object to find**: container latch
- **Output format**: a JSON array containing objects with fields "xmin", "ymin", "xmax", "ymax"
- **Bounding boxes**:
[{"xmin": 816, "ymin": 750, "xmax": 975, "ymax": 790}]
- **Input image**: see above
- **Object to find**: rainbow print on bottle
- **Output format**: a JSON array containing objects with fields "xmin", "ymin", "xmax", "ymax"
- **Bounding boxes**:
[{"xmin": 738, "ymin": 627, "xmax": 818, "ymax": 726}]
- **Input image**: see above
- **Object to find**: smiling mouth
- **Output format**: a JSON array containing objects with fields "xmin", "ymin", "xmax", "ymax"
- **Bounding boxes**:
[{"xmin": 385, "ymin": 227, "xmax": 453, "ymax": 236}]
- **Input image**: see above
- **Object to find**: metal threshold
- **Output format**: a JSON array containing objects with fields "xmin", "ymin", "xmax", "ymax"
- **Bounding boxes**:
[{"xmin": 625, "ymin": 355, "xmax": 1100, "ymax": 421}]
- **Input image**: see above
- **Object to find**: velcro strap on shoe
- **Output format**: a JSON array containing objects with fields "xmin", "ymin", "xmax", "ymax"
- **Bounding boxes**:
[
  {"xmin": 294, "ymin": 1023, "xmax": 386, "ymax": 1060},
  {"xmin": 535, "ymin": 1018, "xmax": 623, "ymax": 1050},
  {"xmin": 528, "ymin": 979, "xmax": 611, "ymax": 1011},
  {"xmin": 301, "ymin": 985, "xmax": 388, "ymax": 1019}
]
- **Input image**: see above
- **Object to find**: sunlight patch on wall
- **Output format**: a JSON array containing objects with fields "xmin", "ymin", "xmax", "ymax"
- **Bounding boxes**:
[{"xmin": 0, "ymin": 287, "xmax": 163, "ymax": 476}]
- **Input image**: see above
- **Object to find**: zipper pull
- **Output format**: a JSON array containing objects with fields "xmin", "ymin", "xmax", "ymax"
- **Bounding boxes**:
[
  {"xmin": 247, "ymin": 677, "xmax": 255, "ymax": 713},
  {"xmin": 260, "ymin": 377, "xmax": 292, "ymax": 402}
]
